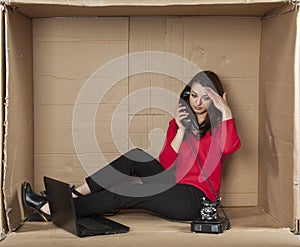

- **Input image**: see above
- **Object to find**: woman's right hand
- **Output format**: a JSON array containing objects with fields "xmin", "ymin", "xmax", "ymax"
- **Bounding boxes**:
[{"xmin": 175, "ymin": 103, "xmax": 188, "ymax": 131}]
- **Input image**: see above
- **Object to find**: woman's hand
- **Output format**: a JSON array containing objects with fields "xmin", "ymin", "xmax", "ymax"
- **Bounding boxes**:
[
  {"xmin": 204, "ymin": 87, "xmax": 233, "ymax": 121},
  {"xmin": 175, "ymin": 103, "xmax": 188, "ymax": 130}
]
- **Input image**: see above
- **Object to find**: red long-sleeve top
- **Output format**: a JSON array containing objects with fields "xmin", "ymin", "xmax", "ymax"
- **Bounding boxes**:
[{"xmin": 159, "ymin": 118, "xmax": 241, "ymax": 201}]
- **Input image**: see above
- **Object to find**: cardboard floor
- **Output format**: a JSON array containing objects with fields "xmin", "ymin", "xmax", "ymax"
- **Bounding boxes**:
[{"xmin": 1, "ymin": 207, "xmax": 300, "ymax": 247}]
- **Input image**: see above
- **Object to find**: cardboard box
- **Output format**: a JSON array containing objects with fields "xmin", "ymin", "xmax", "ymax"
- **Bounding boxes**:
[{"xmin": 0, "ymin": 0, "xmax": 299, "ymax": 243}]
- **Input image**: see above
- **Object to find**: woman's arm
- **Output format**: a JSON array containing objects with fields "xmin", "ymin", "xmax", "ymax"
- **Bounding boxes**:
[
  {"xmin": 215, "ymin": 119, "xmax": 241, "ymax": 154},
  {"xmin": 159, "ymin": 119, "xmax": 179, "ymax": 169},
  {"xmin": 205, "ymin": 87, "xmax": 241, "ymax": 153},
  {"xmin": 170, "ymin": 103, "xmax": 188, "ymax": 153},
  {"xmin": 170, "ymin": 128, "xmax": 185, "ymax": 153},
  {"xmin": 159, "ymin": 103, "xmax": 188, "ymax": 169}
]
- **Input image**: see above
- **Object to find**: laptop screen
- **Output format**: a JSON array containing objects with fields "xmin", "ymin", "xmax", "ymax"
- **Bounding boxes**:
[{"xmin": 44, "ymin": 176, "xmax": 80, "ymax": 236}]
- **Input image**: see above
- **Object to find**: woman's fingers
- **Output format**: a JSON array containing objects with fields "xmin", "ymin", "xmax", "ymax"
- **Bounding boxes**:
[
  {"xmin": 175, "ymin": 104, "xmax": 188, "ymax": 128},
  {"xmin": 177, "ymin": 105, "xmax": 188, "ymax": 119},
  {"xmin": 205, "ymin": 88, "xmax": 222, "ymax": 106},
  {"xmin": 204, "ymin": 87, "xmax": 232, "ymax": 114},
  {"xmin": 177, "ymin": 105, "xmax": 187, "ymax": 113}
]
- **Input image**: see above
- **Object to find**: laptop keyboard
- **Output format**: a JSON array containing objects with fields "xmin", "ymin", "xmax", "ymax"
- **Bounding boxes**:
[{"xmin": 78, "ymin": 217, "xmax": 112, "ymax": 231}]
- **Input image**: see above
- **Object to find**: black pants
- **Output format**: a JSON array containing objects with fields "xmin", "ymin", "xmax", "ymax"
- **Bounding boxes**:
[{"xmin": 74, "ymin": 148, "xmax": 204, "ymax": 221}]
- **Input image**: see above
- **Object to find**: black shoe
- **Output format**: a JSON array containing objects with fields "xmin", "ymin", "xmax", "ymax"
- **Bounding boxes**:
[
  {"xmin": 27, "ymin": 212, "xmax": 50, "ymax": 222},
  {"xmin": 22, "ymin": 182, "xmax": 52, "ymax": 222}
]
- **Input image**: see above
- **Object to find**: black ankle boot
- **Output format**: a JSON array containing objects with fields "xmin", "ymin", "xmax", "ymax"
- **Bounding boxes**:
[{"xmin": 22, "ymin": 182, "xmax": 52, "ymax": 222}]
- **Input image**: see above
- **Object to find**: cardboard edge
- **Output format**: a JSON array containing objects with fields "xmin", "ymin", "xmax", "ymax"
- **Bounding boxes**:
[
  {"xmin": 3, "ymin": 6, "xmax": 34, "ymax": 232},
  {"xmin": 2, "ymin": 4, "xmax": 10, "ymax": 234},
  {"xmin": 292, "ymin": 8, "xmax": 300, "ymax": 234},
  {"xmin": 263, "ymin": 0, "xmax": 297, "ymax": 18},
  {"xmin": 0, "ymin": 0, "xmax": 298, "ymax": 233},
  {"xmin": 4, "ymin": 0, "xmax": 293, "ymax": 7},
  {"xmin": 0, "ymin": 2, "xmax": 8, "ymax": 241},
  {"xmin": 3, "ymin": 2, "xmax": 293, "ymax": 18}
]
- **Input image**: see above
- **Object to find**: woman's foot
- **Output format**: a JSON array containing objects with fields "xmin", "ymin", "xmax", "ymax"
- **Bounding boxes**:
[
  {"xmin": 73, "ymin": 183, "xmax": 91, "ymax": 197},
  {"xmin": 22, "ymin": 182, "xmax": 52, "ymax": 222},
  {"xmin": 40, "ymin": 202, "xmax": 51, "ymax": 215}
]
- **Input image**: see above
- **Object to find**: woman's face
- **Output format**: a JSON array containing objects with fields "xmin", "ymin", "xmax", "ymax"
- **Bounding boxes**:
[{"xmin": 189, "ymin": 83, "xmax": 213, "ymax": 115}]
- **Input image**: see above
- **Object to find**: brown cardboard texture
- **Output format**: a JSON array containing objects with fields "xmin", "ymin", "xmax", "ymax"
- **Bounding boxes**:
[
  {"xmin": 1, "ymin": 0, "xmax": 300, "ymax": 245},
  {"xmin": 5, "ymin": 0, "xmax": 291, "ymax": 17},
  {"xmin": 3, "ymin": 208, "xmax": 300, "ymax": 247},
  {"xmin": 259, "ymin": 9, "xmax": 298, "ymax": 230},
  {"xmin": 3, "ymin": 6, "xmax": 33, "ymax": 233}
]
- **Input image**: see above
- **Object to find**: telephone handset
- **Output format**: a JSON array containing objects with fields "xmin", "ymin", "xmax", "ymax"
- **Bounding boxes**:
[{"xmin": 178, "ymin": 91, "xmax": 200, "ymax": 138}]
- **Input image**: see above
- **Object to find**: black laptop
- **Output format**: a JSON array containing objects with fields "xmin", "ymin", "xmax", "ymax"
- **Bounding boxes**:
[{"xmin": 43, "ymin": 176, "xmax": 130, "ymax": 237}]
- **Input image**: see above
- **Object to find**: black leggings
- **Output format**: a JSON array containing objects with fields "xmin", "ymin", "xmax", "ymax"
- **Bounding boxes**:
[{"xmin": 74, "ymin": 148, "xmax": 204, "ymax": 221}]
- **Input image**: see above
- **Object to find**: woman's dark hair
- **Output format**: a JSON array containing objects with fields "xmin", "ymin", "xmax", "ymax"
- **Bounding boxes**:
[{"xmin": 180, "ymin": 70, "xmax": 224, "ymax": 137}]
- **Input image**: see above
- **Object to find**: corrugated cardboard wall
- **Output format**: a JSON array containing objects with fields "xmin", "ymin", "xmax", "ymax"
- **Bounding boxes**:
[
  {"xmin": 4, "ymin": 9, "xmax": 33, "ymax": 231},
  {"xmin": 259, "ymin": 10, "xmax": 297, "ymax": 228},
  {"xmin": 33, "ymin": 16, "xmax": 261, "ymax": 207},
  {"xmin": 33, "ymin": 17, "xmax": 129, "ymax": 189},
  {"xmin": 128, "ymin": 16, "xmax": 261, "ymax": 206}
]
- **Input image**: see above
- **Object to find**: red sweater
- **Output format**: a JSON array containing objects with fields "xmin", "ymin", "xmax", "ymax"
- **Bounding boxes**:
[{"xmin": 159, "ymin": 118, "xmax": 241, "ymax": 201}]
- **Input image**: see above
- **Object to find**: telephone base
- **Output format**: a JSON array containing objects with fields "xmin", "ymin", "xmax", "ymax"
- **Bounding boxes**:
[{"xmin": 191, "ymin": 216, "xmax": 230, "ymax": 234}]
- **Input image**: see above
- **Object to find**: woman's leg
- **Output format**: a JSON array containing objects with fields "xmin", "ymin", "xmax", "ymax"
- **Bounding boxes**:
[
  {"xmin": 40, "ymin": 182, "xmax": 92, "ymax": 214},
  {"xmin": 75, "ymin": 183, "xmax": 91, "ymax": 196},
  {"xmin": 85, "ymin": 148, "xmax": 174, "ymax": 193},
  {"xmin": 41, "ymin": 148, "xmax": 173, "ymax": 215},
  {"xmin": 74, "ymin": 184, "xmax": 204, "ymax": 221}
]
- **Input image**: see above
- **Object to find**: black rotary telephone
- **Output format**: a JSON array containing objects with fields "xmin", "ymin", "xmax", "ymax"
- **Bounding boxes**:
[{"xmin": 188, "ymin": 132, "xmax": 231, "ymax": 234}]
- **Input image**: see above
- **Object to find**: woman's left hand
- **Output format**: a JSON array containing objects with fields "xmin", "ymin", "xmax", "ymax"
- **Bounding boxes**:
[{"xmin": 204, "ymin": 87, "xmax": 233, "ymax": 121}]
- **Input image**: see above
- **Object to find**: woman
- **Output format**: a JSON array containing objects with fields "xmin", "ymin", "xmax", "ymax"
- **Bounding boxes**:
[{"xmin": 22, "ymin": 70, "xmax": 241, "ymax": 222}]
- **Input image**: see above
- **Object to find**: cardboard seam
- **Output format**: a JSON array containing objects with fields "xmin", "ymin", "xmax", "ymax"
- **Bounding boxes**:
[{"xmin": 260, "ymin": 207, "xmax": 287, "ymax": 227}]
